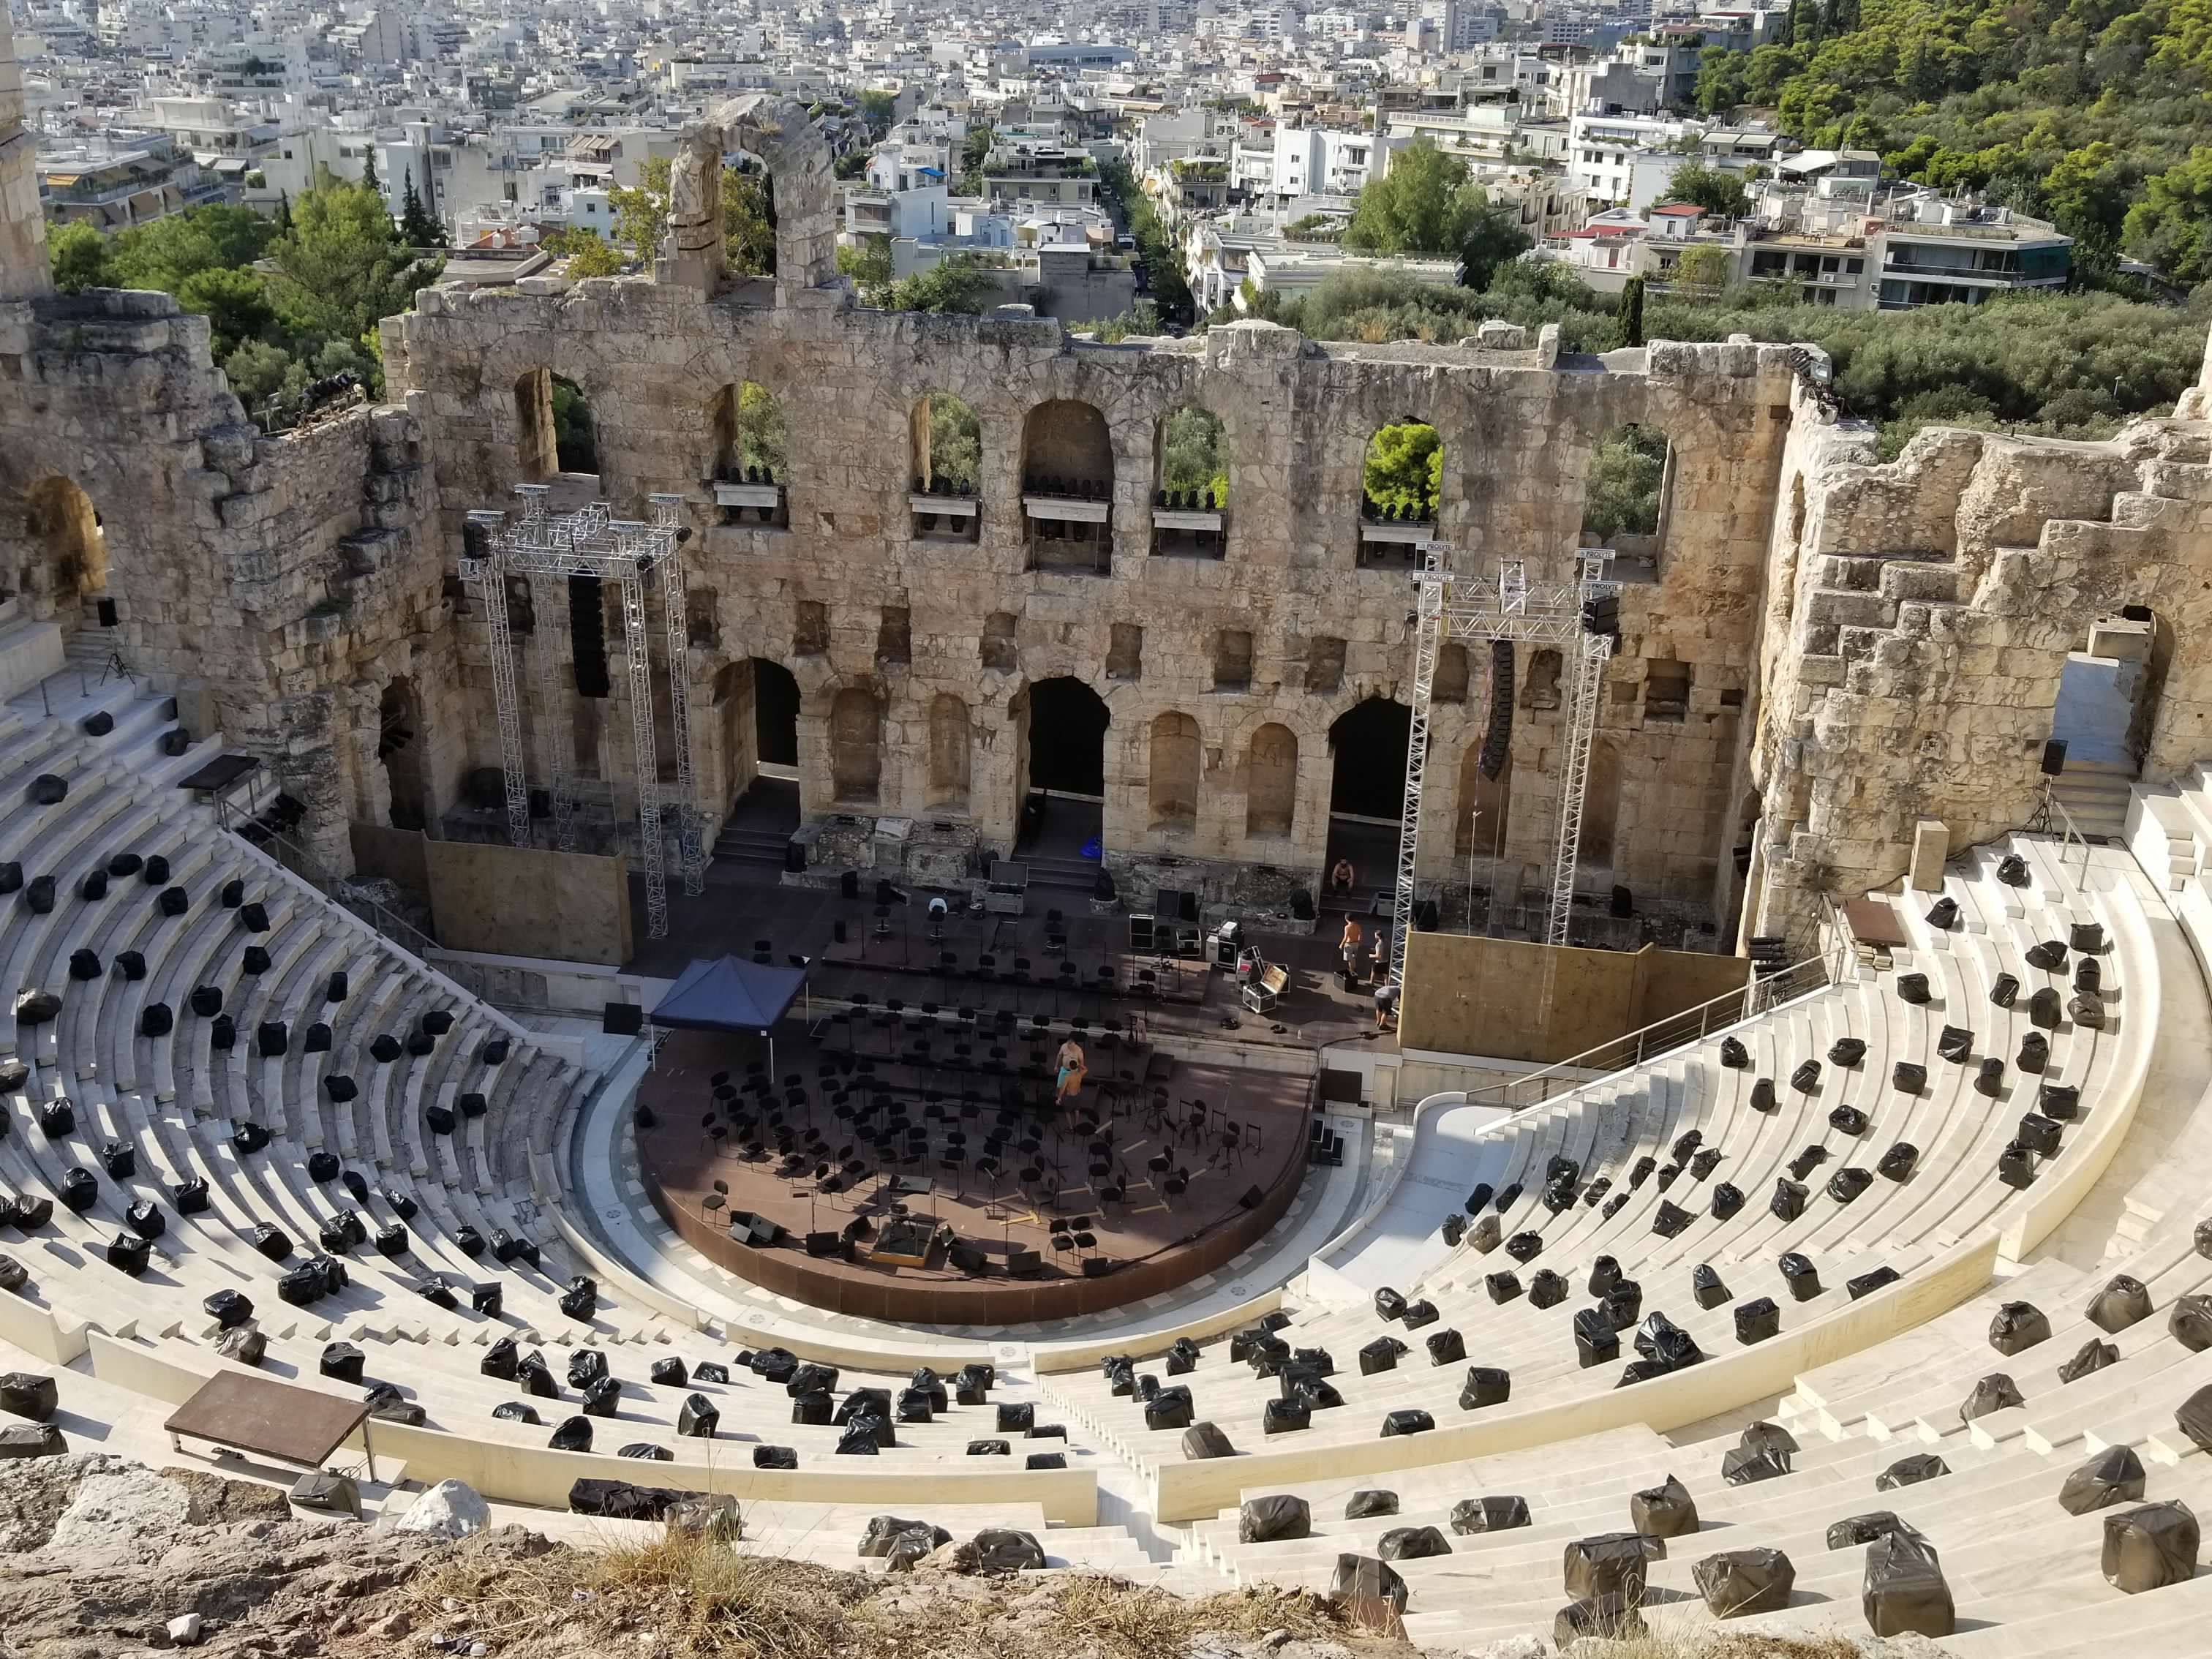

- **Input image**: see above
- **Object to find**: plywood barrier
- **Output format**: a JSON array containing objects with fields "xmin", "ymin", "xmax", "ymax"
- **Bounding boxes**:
[
  {"xmin": 424, "ymin": 839, "xmax": 633, "ymax": 964},
  {"xmin": 1399, "ymin": 935, "xmax": 1751, "ymax": 1064},
  {"xmin": 1148, "ymin": 1231, "xmax": 2000, "ymax": 1522},
  {"xmin": 88, "ymin": 1331, "xmax": 1097, "ymax": 1524}
]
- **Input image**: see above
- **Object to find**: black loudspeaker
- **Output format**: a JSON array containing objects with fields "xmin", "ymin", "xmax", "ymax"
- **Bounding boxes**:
[
  {"xmin": 832, "ymin": 919, "xmax": 848, "ymax": 944},
  {"xmin": 1006, "ymin": 1247, "xmax": 1042, "ymax": 1277},
  {"xmin": 2042, "ymin": 740, "xmax": 2069, "ymax": 778},
  {"xmin": 840, "ymin": 869, "xmax": 860, "ymax": 900},
  {"xmin": 747, "ymin": 1219, "xmax": 784, "ymax": 1247},
  {"xmin": 1240, "ymin": 1185, "xmax": 1265, "ymax": 1211},
  {"xmin": 784, "ymin": 839, "xmax": 806, "ymax": 873},
  {"xmin": 1083, "ymin": 1257, "xmax": 1116, "ymax": 1277},
  {"xmin": 97, "ymin": 597, "xmax": 118, "ymax": 628},
  {"xmin": 2121, "ymin": 603, "xmax": 2153, "ymax": 622},
  {"xmin": 569, "ymin": 574, "xmax": 609, "ymax": 698},
  {"xmin": 805, "ymin": 1230, "xmax": 840, "ymax": 1257},
  {"xmin": 603, "ymin": 1002, "xmax": 644, "ymax": 1035},
  {"xmin": 1479, "ymin": 641, "xmax": 1515, "ymax": 780},
  {"xmin": 949, "ymin": 1241, "xmax": 987, "ymax": 1274},
  {"xmin": 1610, "ymin": 885, "xmax": 1633, "ymax": 918}
]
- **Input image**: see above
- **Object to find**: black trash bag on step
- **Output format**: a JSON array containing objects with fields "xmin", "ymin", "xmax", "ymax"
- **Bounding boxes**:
[
  {"xmin": 1750, "ymin": 1077, "xmax": 1777, "ymax": 1113},
  {"xmin": 0, "ymin": 1373, "xmax": 58, "ymax": 1423},
  {"xmin": 2172, "ymin": 1293, "xmax": 2212, "ymax": 1353},
  {"xmin": 1927, "ymin": 896, "xmax": 1959, "ymax": 928},
  {"xmin": 1634, "ymin": 1312, "xmax": 1704, "ymax": 1371},
  {"xmin": 1527, "ymin": 1269, "xmax": 1568, "ymax": 1309},
  {"xmin": 1827, "ymin": 1511, "xmax": 1914, "ymax": 1551},
  {"xmin": 1829, "ymin": 1105, "xmax": 1869, "ymax": 1137},
  {"xmin": 752, "ymin": 1445, "xmax": 797, "ymax": 1469},
  {"xmin": 1827, "ymin": 1167, "xmax": 1873, "ymax": 1205},
  {"xmin": 1603, "ymin": 1281, "xmax": 1643, "ymax": 1329},
  {"xmin": 1181, "ymin": 1421, "xmax": 1235, "ymax": 1459},
  {"xmin": 1459, "ymin": 1367, "xmax": 1511, "ymax": 1410},
  {"xmin": 2026, "ymin": 938, "xmax": 2068, "ymax": 971},
  {"xmin": 1693, "ymin": 1547, "xmax": 1796, "ymax": 1617},
  {"xmin": 2039, "ymin": 1083, "xmax": 2080, "ymax": 1121},
  {"xmin": 1790, "ymin": 1059, "xmax": 1821, "ymax": 1093},
  {"xmin": 1878, "ymin": 1142, "xmax": 1921, "ymax": 1181},
  {"xmin": 859, "ymin": 1516, "xmax": 952, "ymax": 1558},
  {"xmin": 1733, "ymin": 1298, "xmax": 1781, "ymax": 1347},
  {"xmin": 970, "ymin": 1529, "xmax": 1046, "ymax": 1572},
  {"xmin": 1876, "ymin": 1453, "xmax": 1950, "ymax": 1491},
  {"xmin": 1770, "ymin": 1179, "xmax": 1807, "ymax": 1222},
  {"xmin": 1238, "ymin": 1495, "xmax": 1311, "ymax": 1543},
  {"xmin": 1652, "ymin": 1200, "xmax": 1693, "ymax": 1238},
  {"xmin": 1848, "ymin": 1266, "xmax": 1902, "ymax": 1301},
  {"xmin": 1787, "ymin": 1145, "xmax": 1829, "ymax": 1183},
  {"xmin": 1892, "ymin": 1061, "xmax": 1926, "ymax": 1096},
  {"xmin": 2175, "ymin": 1384, "xmax": 2212, "ymax": 1454},
  {"xmin": 1399, "ymin": 1297, "xmax": 1440, "ymax": 1329},
  {"xmin": 1975, "ymin": 1058, "xmax": 2005, "ymax": 1098},
  {"xmin": 547, "ymin": 1417, "xmax": 594, "ymax": 1453},
  {"xmin": 1896, "ymin": 972, "xmax": 1930, "ymax": 1005},
  {"xmin": 1358, "ymin": 1336, "xmax": 1406, "ymax": 1375},
  {"xmin": 1629, "ymin": 1474, "xmax": 1699, "ymax": 1538},
  {"xmin": 2060, "ymin": 1338, "xmax": 2121, "ymax": 1385},
  {"xmin": 1829, "ymin": 1037, "xmax": 1866, "ymax": 1067},
  {"xmin": 1380, "ymin": 1409, "xmax": 1433, "ymax": 1438},
  {"xmin": 2071, "ymin": 992, "xmax": 2107, "ymax": 1030},
  {"xmin": 1467, "ymin": 1214, "xmax": 1501, "ymax": 1254},
  {"xmin": 1998, "ymin": 1140, "xmax": 2041, "ymax": 1189},
  {"xmin": 1960, "ymin": 1372, "xmax": 2025, "ymax": 1424},
  {"xmin": 1720, "ymin": 1037, "xmax": 1749, "ymax": 1069},
  {"xmin": 1997, "ymin": 853, "xmax": 2029, "ymax": 886},
  {"xmin": 1423, "ymin": 1328, "xmax": 1465, "ymax": 1366},
  {"xmin": 1143, "ymin": 1387, "xmax": 1192, "ymax": 1431},
  {"xmin": 1377, "ymin": 1525, "xmax": 1451, "ymax": 1561},
  {"xmin": 1554, "ymin": 1600, "xmax": 1646, "ymax": 1645},
  {"xmin": 1573, "ymin": 1308, "xmax": 1620, "ymax": 1369},
  {"xmin": 1328, "ymin": 1554, "xmax": 1407, "ymax": 1617},
  {"xmin": 2018, "ymin": 1031, "xmax": 2050, "ymax": 1073},
  {"xmin": 2060, "ymin": 1446, "xmax": 2147, "ymax": 1516},
  {"xmin": 1690, "ymin": 1147, "xmax": 1723, "ymax": 1181},
  {"xmin": 2102, "ymin": 1502, "xmax": 2200, "ymax": 1594},
  {"xmin": 1344, "ymin": 1489, "xmax": 1398, "ymax": 1520},
  {"xmin": 1709, "ymin": 1183, "xmax": 1745, "ymax": 1222},
  {"xmin": 1449, "ymin": 1495, "xmax": 1530, "ymax": 1535},
  {"xmin": 1693, "ymin": 1264, "xmax": 1731, "ymax": 1309},
  {"xmin": 2030, "ymin": 988, "xmax": 2063, "ymax": 1029},
  {"xmin": 1938, "ymin": 1025, "xmax": 1974, "ymax": 1063},
  {"xmin": 1372, "ymin": 1286, "xmax": 1406, "ymax": 1322},
  {"xmin": 1588, "ymin": 1256, "xmax": 1623, "ymax": 1298},
  {"xmin": 2088, "ymin": 1274, "xmax": 2153, "ymax": 1333},
  {"xmin": 1486, "ymin": 1271, "xmax": 1522, "ymax": 1304},
  {"xmin": 1990, "ymin": 1301, "xmax": 2050, "ymax": 1355},
  {"xmin": 1563, "ymin": 1532, "xmax": 1660, "ymax": 1601},
  {"xmin": 1504, "ymin": 1232, "xmax": 1543, "ymax": 1263},
  {"xmin": 1864, "ymin": 1532, "xmax": 1956, "ymax": 1639}
]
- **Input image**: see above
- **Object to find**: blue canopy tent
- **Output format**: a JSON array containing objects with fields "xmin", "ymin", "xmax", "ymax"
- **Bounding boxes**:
[{"xmin": 650, "ymin": 955, "xmax": 810, "ymax": 1075}]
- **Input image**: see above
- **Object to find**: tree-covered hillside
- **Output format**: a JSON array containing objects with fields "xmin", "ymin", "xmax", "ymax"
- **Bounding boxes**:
[{"xmin": 1695, "ymin": 0, "xmax": 2212, "ymax": 280}]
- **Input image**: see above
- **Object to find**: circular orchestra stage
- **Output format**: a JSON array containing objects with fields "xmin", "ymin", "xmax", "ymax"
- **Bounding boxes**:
[{"xmin": 635, "ymin": 1024, "xmax": 1317, "ymax": 1325}]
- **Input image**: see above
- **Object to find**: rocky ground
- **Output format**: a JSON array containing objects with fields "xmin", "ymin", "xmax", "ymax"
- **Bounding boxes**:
[{"xmin": 0, "ymin": 1456, "xmax": 1947, "ymax": 1659}]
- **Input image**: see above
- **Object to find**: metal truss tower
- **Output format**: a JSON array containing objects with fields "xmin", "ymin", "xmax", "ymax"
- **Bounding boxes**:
[
  {"xmin": 460, "ymin": 486, "xmax": 702, "ymax": 938},
  {"xmin": 1391, "ymin": 546, "xmax": 1616, "ymax": 985}
]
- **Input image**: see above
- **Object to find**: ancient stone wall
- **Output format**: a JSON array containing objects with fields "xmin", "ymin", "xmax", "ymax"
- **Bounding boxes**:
[
  {"xmin": 384, "ymin": 282, "xmax": 1794, "ymax": 931},
  {"xmin": 1744, "ymin": 376, "xmax": 2212, "ymax": 945}
]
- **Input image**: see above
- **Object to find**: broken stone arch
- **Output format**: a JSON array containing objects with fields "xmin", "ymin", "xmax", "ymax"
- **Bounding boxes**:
[{"xmin": 663, "ymin": 94, "xmax": 839, "ymax": 304}]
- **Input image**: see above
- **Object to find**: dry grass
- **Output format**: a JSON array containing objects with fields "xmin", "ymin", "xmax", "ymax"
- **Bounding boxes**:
[
  {"xmin": 401, "ymin": 1526, "xmax": 1360, "ymax": 1659},
  {"xmin": 1590, "ymin": 1633, "xmax": 1870, "ymax": 1659}
]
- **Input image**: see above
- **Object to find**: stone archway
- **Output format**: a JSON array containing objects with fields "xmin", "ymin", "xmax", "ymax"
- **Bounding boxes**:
[
  {"xmin": 379, "ymin": 677, "xmax": 428, "ymax": 831},
  {"xmin": 663, "ymin": 94, "xmax": 838, "ymax": 304},
  {"xmin": 20, "ymin": 475, "xmax": 106, "ymax": 628}
]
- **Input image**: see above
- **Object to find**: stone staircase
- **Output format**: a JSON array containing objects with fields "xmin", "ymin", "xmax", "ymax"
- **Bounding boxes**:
[
  {"xmin": 2052, "ymin": 755, "xmax": 2136, "ymax": 840},
  {"xmin": 710, "ymin": 818, "xmax": 791, "ymax": 871}
]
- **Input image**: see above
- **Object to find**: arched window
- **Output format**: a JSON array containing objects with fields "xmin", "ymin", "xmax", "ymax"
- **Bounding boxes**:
[
  {"xmin": 928, "ymin": 693, "xmax": 971, "ymax": 810},
  {"xmin": 830, "ymin": 686, "xmax": 883, "ymax": 804},
  {"xmin": 910, "ymin": 391, "xmax": 981, "ymax": 541},
  {"xmin": 710, "ymin": 381, "xmax": 789, "ymax": 527},
  {"xmin": 1358, "ymin": 419, "xmax": 1440, "ymax": 565},
  {"xmin": 1149, "ymin": 710, "xmax": 1200, "ymax": 829},
  {"xmin": 1246, "ymin": 723, "xmax": 1298, "ymax": 838},
  {"xmin": 1153, "ymin": 405, "xmax": 1227, "ymax": 558},
  {"xmin": 19, "ymin": 476, "xmax": 106, "ymax": 624},
  {"xmin": 379, "ymin": 677, "xmax": 427, "ymax": 831},
  {"xmin": 1582, "ymin": 424, "xmax": 1672, "ymax": 583},
  {"xmin": 514, "ymin": 369, "xmax": 597, "ymax": 485},
  {"xmin": 1021, "ymin": 399, "xmax": 1113, "ymax": 574}
]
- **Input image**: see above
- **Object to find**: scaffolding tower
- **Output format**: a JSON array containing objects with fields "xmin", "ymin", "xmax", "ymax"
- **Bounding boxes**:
[
  {"xmin": 1391, "ymin": 546, "xmax": 1616, "ymax": 985},
  {"xmin": 459, "ymin": 488, "xmax": 704, "ymax": 938}
]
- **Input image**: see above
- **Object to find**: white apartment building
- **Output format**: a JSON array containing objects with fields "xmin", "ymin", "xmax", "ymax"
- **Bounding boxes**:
[{"xmin": 1568, "ymin": 109, "xmax": 1694, "ymax": 208}]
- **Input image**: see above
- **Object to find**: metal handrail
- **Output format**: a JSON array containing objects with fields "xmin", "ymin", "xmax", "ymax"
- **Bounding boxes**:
[
  {"xmin": 2044, "ymin": 790, "xmax": 2093, "ymax": 898},
  {"xmin": 244, "ymin": 824, "xmax": 440, "ymax": 960},
  {"xmin": 1460, "ymin": 949, "xmax": 1840, "ymax": 1116}
]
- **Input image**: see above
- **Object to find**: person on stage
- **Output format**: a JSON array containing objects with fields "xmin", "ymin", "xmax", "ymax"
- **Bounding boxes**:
[{"xmin": 1055, "ymin": 1036, "xmax": 1088, "ymax": 1107}]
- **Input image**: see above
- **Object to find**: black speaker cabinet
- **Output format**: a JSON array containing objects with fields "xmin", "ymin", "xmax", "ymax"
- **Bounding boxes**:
[
  {"xmin": 1083, "ymin": 1256, "xmax": 1116, "ymax": 1277},
  {"xmin": 785, "ymin": 839, "xmax": 807, "ymax": 873},
  {"xmin": 1240, "ymin": 1185, "xmax": 1265, "ymax": 1211},
  {"xmin": 603, "ymin": 1002, "xmax": 644, "ymax": 1035},
  {"xmin": 2042, "ymin": 739, "xmax": 2069, "ymax": 777}
]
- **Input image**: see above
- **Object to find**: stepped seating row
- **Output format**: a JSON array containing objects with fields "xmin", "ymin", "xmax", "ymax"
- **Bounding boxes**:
[{"xmin": 1048, "ymin": 844, "xmax": 2147, "ymax": 1486}]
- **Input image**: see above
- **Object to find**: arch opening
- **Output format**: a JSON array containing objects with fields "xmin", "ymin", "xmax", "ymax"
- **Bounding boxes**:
[
  {"xmin": 379, "ymin": 677, "xmax": 428, "ymax": 832},
  {"xmin": 1021, "ymin": 399, "xmax": 1113, "ymax": 575},
  {"xmin": 1325, "ymin": 696, "xmax": 1411, "ymax": 900},
  {"xmin": 1149, "ymin": 711, "xmax": 1201, "ymax": 832},
  {"xmin": 19, "ymin": 476, "xmax": 107, "ymax": 626},
  {"xmin": 829, "ymin": 686, "xmax": 884, "ymax": 805},
  {"xmin": 1152, "ymin": 405, "xmax": 1227, "ymax": 559},
  {"xmin": 1581, "ymin": 424, "xmax": 1673, "ymax": 584},
  {"xmin": 910, "ymin": 391, "xmax": 981, "ymax": 543},
  {"xmin": 1358, "ymin": 420, "xmax": 1440, "ymax": 567},
  {"xmin": 1014, "ymin": 676, "xmax": 1109, "ymax": 857},
  {"xmin": 710, "ymin": 382, "xmax": 789, "ymax": 528},
  {"xmin": 1246, "ymin": 723, "xmax": 1298, "ymax": 839},
  {"xmin": 713, "ymin": 657, "xmax": 801, "ymax": 832}
]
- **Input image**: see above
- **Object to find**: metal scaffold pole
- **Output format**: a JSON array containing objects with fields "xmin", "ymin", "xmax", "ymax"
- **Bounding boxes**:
[
  {"xmin": 652, "ymin": 493, "xmax": 704, "ymax": 897},
  {"xmin": 617, "ymin": 555, "xmax": 669, "ymax": 940},
  {"xmin": 1393, "ymin": 546, "xmax": 1614, "ymax": 980},
  {"xmin": 461, "ymin": 509, "xmax": 530, "ymax": 850}
]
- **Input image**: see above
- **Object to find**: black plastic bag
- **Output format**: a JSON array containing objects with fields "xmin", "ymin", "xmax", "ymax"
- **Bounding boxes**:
[
  {"xmin": 1863, "ymin": 1530, "xmax": 1955, "ymax": 1636},
  {"xmin": 2088, "ymin": 1274, "xmax": 2153, "ymax": 1333},
  {"xmin": 2059, "ymin": 1445, "xmax": 2146, "ymax": 1516},
  {"xmin": 1238, "ymin": 1495, "xmax": 1311, "ymax": 1543},
  {"xmin": 1876, "ymin": 1453, "xmax": 1950, "ymax": 1490},
  {"xmin": 1377, "ymin": 1524, "xmax": 1451, "ymax": 1561},
  {"xmin": 1693, "ymin": 1547, "xmax": 1795, "ymax": 1617},
  {"xmin": 1960, "ymin": 1372, "xmax": 2025, "ymax": 1424},
  {"xmin": 2059, "ymin": 1337, "xmax": 2121, "ymax": 1384},
  {"xmin": 1450, "ymin": 1494, "xmax": 1530, "ymax": 1534},
  {"xmin": 2102, "ymin": 1502, "xmax": 2200, "ymax": 1593},
  {"xmin": 1629, "ymin": 1474, "xmax": 1698, "ymax": 1538}
]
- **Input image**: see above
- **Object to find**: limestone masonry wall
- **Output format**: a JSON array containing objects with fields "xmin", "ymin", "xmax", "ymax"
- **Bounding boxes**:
[{"xmin": 10, "ymin": 106, "xmax": 2212, "ymax": 957}]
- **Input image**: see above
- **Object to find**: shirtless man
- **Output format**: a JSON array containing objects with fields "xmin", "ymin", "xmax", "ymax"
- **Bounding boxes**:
[{"xmin": 1055, "ymin": 1037, "xmax": 1088, "ymax": 1107}]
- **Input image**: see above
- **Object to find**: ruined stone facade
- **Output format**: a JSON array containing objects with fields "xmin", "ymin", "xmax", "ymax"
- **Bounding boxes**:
[{"xmin": 7, "ymin": 97, "xmax": 2212, "ymax": 955}]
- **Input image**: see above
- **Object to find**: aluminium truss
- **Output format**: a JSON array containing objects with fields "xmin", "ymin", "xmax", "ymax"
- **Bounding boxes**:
[
  {"xmin": 1391, "ymin": 546, "xmax": 1616, "ymax": 985},
  {"xmin": 460, "ymin": 487, "xmax": 704, "ymax": 938}
]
